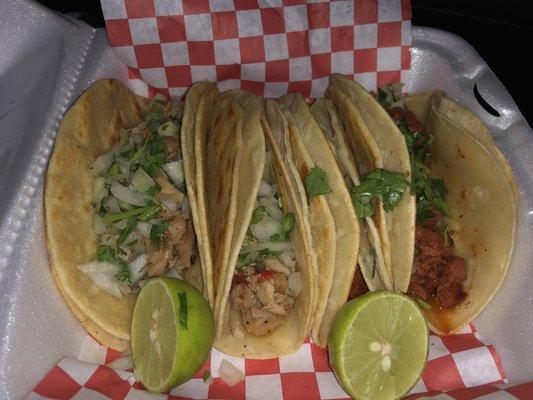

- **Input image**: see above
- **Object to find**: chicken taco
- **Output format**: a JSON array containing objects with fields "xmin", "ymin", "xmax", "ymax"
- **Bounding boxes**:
[
  {"xmin": 212, "ymin": 94, "xmax": 317, "ymax": 358},
  {"xmin": 45, "ymin": 80, "xmax": 213, "ymax": 349},
  {"xmin": 378, "ymin": 86, "xmax": 517, "ymax": 334}
]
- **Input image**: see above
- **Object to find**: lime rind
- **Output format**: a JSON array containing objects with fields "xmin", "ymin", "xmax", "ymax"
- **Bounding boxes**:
[{"xmin": 329, "ymin": 291, "xmax": 429, "ymax": 400}]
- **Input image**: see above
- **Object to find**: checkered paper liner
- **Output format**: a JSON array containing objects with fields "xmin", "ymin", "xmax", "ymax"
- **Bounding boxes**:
[
  {"xmin": 28, "ymin": 325, "xmax": 530, "ymax": 400},
  {"xmin": 101, "ymin": 0, "xmax": 412, "ymax": 99}
]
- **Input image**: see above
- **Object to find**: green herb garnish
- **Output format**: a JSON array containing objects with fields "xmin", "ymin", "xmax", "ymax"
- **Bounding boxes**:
[
  {"xmin": 116, "ymin": 218, "xmax": 136, "ymax": 247},
  {"xmin": 350, "ymin": 168, "xmax": 409, "ymax": 218},
  {"xmin": 150, "ymin": 220, "xmax": 170, "ymax": 243},
  {"xmin": 270, "ymin": 213, "xmax": 295, "ymax": 242},
  {"xmin": 251, "ymin": 206, "xmax": 266, "ymax": 224},
  {"xmin": 202, "ymin": 371, "xmax": 211, "ymax": 383},
  {"xmin": 417, "ymin": 298, "xmax": 432, "ymax": 310},
  {"xmin": 101, "ymin": 204, "xmax": 155, "ymax": 223},
  {"xmin": 304, "ymin": 166, "xmax": 332, "ymax": 198},
  {"xmin": 178, "ymin": 292, "xmax": 188, "ymax": 329},
  {"xmin": 369, "ymin": 248, "xmax": 377, "ymax": 279},
  {"xmin": 97, "ymin": 245, "xmax": 131, "ymax": 283}
]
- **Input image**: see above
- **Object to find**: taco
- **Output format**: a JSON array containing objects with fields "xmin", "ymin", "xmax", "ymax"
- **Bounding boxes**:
[
  {"xmin": 212, "ymin": 94, "xmax": 317, "ymax": 358},
  {"xmin": 377, "ymin": 87, "xmax": 517, "ymax": 334},
  {"xmin": 325, "ymin": 74, "xmax": 417, "ymax": 293},
  {"xmin": 45, "ymin": 80, "xmax": 213, "ymax": 349},
  {"xmin": 277, "ymin": 94, "xmax": 360, "ymax": 348}
]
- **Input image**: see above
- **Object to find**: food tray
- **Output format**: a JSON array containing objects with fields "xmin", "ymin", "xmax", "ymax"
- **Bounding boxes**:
[{"xmin": 1, "ymin": 2, "xmax": 532, "ymax": 397}]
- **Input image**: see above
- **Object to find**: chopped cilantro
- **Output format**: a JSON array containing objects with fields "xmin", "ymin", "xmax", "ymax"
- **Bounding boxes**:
[
  {"xmin": 97, "ymin": 245, "xmax": 131, "ymax": 283},
  {"xmin": 202, "ymin": 371, "xmax": 211, "ymax": 383},
  {"xmin": 304, "ymin": 166, "xmax": 332, "ymax": 198},
  {"xmin": 350, "ymin": 168, "xmax": 409, "ymax": 218},
  {"xmin": 116, "ymin": 218, "xmax": 136, "ymax": 247},
  {"xmin": 150, "ymin": 220, "xmax": 170, "ymax": 243},
  {"xmin": 251, "ymin": 206, "xmax": 266, "ymax": 224},
  {"xmin": 370, "ymin": 248, "xmax": 377, "ymax": 279},
  {"xmin": 270, "ymin": 213, "xmax": 295, "ymax": 242}
]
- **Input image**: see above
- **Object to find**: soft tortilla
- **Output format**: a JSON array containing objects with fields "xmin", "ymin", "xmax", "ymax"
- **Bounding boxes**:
[
  {"xmin": 326, "ymin": 74, "xmax": 416, "ymax": 292},
  {"xmin": 213, "ymin": 99, "xmax": 317, "ymax": 358},
  {"xmin": 406, "ymin": 93, "xmax": 517, "ymax": 334},
  {"xmin": 279, "ymin": 94, "xmax": 359, "ymax": 348}
]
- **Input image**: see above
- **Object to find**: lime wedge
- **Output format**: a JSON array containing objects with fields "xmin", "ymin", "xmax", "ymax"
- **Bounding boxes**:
[
  {"xmin": 131, "ymin": 277, "xmax": 214, "ymax": 393},
  {"xmin": 329, "ymin": 291, "xmax": 428, "ymax": 400}
]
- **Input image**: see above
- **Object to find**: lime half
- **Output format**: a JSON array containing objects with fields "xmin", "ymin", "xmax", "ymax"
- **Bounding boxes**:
[
  {"xmin": 131, "ymin": 277, "xmax": 214, "ymax": 393},
  {"xmin": 329, "ymin": 291, "xmax": 428, "ymax": 400}
]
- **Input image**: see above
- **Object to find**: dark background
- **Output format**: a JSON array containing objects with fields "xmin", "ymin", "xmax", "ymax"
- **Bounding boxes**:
[{"xmin": 37, "ymin": 0, "xmax": 533, "ymax": 124}]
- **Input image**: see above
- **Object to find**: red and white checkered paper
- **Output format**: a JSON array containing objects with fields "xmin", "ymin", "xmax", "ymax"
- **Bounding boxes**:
[
  {"xmin": 101, "ymin": 0, "xmax": 412, "ymax": 99},
  {"xmin": 28, "ymin": 325, "xmax": 533, "ymax": 400}
]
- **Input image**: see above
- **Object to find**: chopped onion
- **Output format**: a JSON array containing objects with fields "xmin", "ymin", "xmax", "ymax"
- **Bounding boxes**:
[
  {"xmin": 164, "ymin": 269, "xmax": 182, "ymax": 279},
  {"xmin": 157, "ymin": 121, "xmax": 179, "ymax": 137},
  {"xmin": 258, "ymin": 180, "xmax": 276, "ymax": 197},
  {"xmin": 91, "ymin": 150, "xmax": 114, "ymax": 176},
  {"xmin": 156, "ymin": 193, "xmax": 179, "ymax": 212},
  {"xmin": 131, "ymin": 168, "xmax": 155, "ymax": 192},
  {"xmin": 129, "ymin": 253, "xmax": 148, "ymax": 283},
  {"xmin": 280, "ymin": 252, "xmax": 296, "ymax": 270},
  {"xmin": 107, "ymin": 355, "xmax": 133, "ymax": 371},
  {"xmin": 99, "ymin": 233, "xmax": 117, "ymax": 246},
  {"xmin": 110, "ymin": 182, "xmax": 150, "ymax": 206},
  {"xmin": 264, "ymin": 258, "xmax": 291, "ymax": 274},
  {"xmin": 93, "ymin": 177, "xmax": 107, "ymax": 205},
  {"xmin": 80, "ymin": 261, "xmax": 125, "ymax": 299},
  {"xmin": 218, "ymin": 360, "xmax": 245, "ymax": 387},
  {"xmin": 288, "ymin": 272, "xmax": 302, "ymax": 297},
  {"xmin": 240, "ymin": 241, "xmax": 291, "ymax": 254},
  {"xmin": 250, "ymin": 216, "xmax": 281, "ymax": 242},
  {"xmin": 137, "ymin": 221, "xmax": 151, "ymax": 237},
  {"xmin": 162, "ymin": 160, "xmax": 184, "ymax": 187},
  {"xmin": 103, "ymin": 196, "xmax": 121, "ymax": 213},
  {"xmin": 260, "ymin": 197, "xmax": 283, "ymax": 221},
  {"xmin": 93, "ymin": 215, "xmax": 107, "ymax": 235}
]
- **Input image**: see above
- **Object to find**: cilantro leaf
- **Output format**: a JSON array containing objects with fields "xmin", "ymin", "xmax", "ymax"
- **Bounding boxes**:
[
  {"xmin": 97, "ymin": 245, "xmax": 132, "ymax": 283},
  {"xmin": 304, "ymin": 166, "xmax": 332, "ymax": 198},
  {"xmin": 350, "ymin": 168, "xmax": 409, "ymax": 218},
  {"xmin": 116, "ymin": 218, "xmax": 136, "ymax": 247},
  {"xmin": 270, "ymin": 213, "xmax": 295, "ymax": 242},
  {"xmin": 150, "ymin": 220, "xmax": 170, "ymax": 243},
  {"xmin": 251, "ymin": 206, "xmax": 266, "ymax": 224}
]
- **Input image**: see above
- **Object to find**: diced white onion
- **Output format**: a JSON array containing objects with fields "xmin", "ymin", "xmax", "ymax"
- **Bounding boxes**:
[
  {"xmin": 91, "ymin": 150, "xmax": 114, "ymax": 176},
  {"xmin": 250, "ymin": 216, "xmax": 281, "ymax": 242},
  {"xmin": 129, "ymin": 253, "xmax": 149, "ymax": 283},
  {"xmin": 93, "ymin": 215, "xmax": 107, "ymax": 235},
  {"xmin": 258, "ymin": 180, "xmax": 276, "ymax": 197},
  {"xmin": 240, "ymin": 241, "xmax": 291, "ymax": 254},
  {"xmin": 137, "ymin": 221, "xmax": 152, "ymax": 237},
  {"xmin": 107, "ymin": 355, "xmax": 134, "ymax": 371},
  {"xmin": 93, "ymin": 177, "xmax": 107, "ymax": 205},
  {"xmin": 80, "ymin": 261, "xmax": 125, "ymax": 299},
  {"xmin": 218, "ymin": 360, "xmax": 245, "ymax": 387},
  {"xmin": 103, "ymin": 196, "xmax": 121, "ymax": 213},
  {"xmin": 99, "ymin": 233, "xmax": 117, "ymax": 246},
  {"xmin": 157, "ymin": 121, "xmax": 179, "ymax": 137},
  {"xmin": 260, "ymin": 197, "xmax": 284, "ymax": 222},
  {"xmin": 162, "ymin": 160, "xmax": 184, "ymax": 187},
  {"xmin": 164, "ymin": 269, "xmax": 183, "ymax": 279},
  {"xmin": 265, "ymin": 259, "xmax": 291, "ymax": 275},
  {"xmin": 156, "ymin": 193, "xmax": 179, "ymax": 212},
  {"xmin": 131, "ymin": 168, "xmax": 155, "ymax": 192},
  {"xmin": 280, "ymin": 252, "xmax": 296, "ymax": 270},
  {"xmin": 288, "ymin": 272, "xmax": 302, "ymax": 297},
  {"xmin": 110, "ymin": 182, "xmax": 150, "ymax": 206}
]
